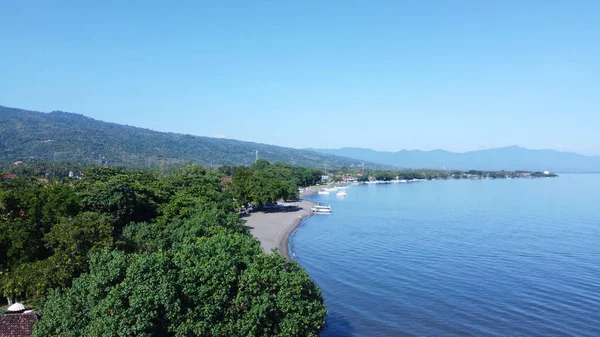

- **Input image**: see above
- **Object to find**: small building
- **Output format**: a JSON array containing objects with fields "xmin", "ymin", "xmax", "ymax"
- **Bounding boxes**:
[
  {"xmin": 220, "ymin": 177, "xmax": 233, "ymax": 184},
  {"xmin": 1, "ymin": 174, "xmax": 17, "ymax": 180},
  {"xmin": 0, "ymin": 303, "xmax": 39, "ymax": 337},
  {"xmin": 544, "ymin": 170, "xmax": 551, "ymax": 175}
]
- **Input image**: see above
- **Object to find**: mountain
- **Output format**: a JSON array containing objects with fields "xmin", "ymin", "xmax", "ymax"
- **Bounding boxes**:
[
  {"xmin": 0, "ymin": 105, "xmax": 384, "ymax": 169},
  {"xmin": 307, "ymin": 146, "xmax": 600, "ymax": 172}
]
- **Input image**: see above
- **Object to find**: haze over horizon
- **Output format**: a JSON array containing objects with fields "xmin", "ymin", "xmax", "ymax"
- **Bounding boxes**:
[{"xmin": 1, "ymin": 1, "xmax": 599, "ymax": 155}]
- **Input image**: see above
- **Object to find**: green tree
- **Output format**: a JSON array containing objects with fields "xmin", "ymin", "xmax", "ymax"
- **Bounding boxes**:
[
  {"xmin": 75, "ymin": 170, "xmax": 160, "ymax": 233},
  {"xmin": 0, "ymin": 212, "xmax": 113, "ymax": 301},
  {"xmin": 375, "ymin": 171, "xmax": 395, "ymax": 181},
  {"xmin": 33, "ymin": 235, "xmax": 326, "ymax": 337},
  {"xmin": 252, "ymin": 159, "xmax": 271, "ymax": 171}
]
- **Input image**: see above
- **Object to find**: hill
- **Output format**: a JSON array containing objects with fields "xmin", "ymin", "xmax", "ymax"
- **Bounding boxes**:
[
  {"xmin": 0, "ymin": 105, "xmax": 383, "ymax": 169},
  {"xmin": 307, "ymin": 146, "xmax": 600, "ymax": 172}
]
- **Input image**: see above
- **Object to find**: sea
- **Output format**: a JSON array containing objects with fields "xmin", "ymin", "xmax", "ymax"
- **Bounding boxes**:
[{"xmin": 290, "ymin": 174, "xmax": 600, "ymax": 337}]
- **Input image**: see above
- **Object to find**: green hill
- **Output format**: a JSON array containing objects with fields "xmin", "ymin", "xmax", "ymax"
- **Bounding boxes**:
[{"xmin": 0, "ymin": 105, "xmax": 382, "ymax": 168}]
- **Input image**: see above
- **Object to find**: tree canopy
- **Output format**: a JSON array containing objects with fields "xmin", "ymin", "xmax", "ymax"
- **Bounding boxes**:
[
  {"xmin": 231, "ymin": 161, "xmax": 321, "ymax": 208},
  {"xmin": 0, "ymin": 163, "xmax": 327, "ymax": 335}
]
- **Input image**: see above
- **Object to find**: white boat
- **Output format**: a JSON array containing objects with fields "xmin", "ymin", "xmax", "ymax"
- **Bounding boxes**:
[
  {"xmin": 311, "ymin": 203, "xmax": 332, "ymax": 214},
  {"xmin": 317, "ymin": 190, "xmax": 330, "ymax": 195},
  {"xmin": 336, "ymin": 191, "xmax": 347, "ymax": 197}
]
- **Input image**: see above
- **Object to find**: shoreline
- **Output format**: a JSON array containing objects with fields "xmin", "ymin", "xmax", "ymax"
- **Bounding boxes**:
[
  {"xmin": 279, "ymin": 203, "xmax": 313, "ymax": 261},
  {"xmin": 243, "ymin": 198, "xmax": 315, "ymax": 261}
]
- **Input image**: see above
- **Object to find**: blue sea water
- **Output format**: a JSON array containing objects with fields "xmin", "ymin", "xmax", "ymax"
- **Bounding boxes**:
[{"xmin": 290, "ymin": 174, "xmax": 600, "ymax": 337}]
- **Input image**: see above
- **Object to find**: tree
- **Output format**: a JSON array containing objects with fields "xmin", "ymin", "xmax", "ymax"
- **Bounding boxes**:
[
  {"xmin": 33, "ymin": 235, "xmax": 326, "ymax": 337},
  {"xmin": 2, "ymin": 163, "xmax": 327, "ymax": 332},
  {"xmin": 375, "ymin": 171, "xmax": 395, "ymax": 181},
  {"xmin": 232, "ymin": 167, "xmax": 299, "ymax": 208},
  {"xmin": 252, "ymin": 159, "xmax": 271, "ymax": 171},
  {"xmin": 0, "ymin": 212, "xmax": 113, "ymax": 301},
  {"xmin": 43, "ymin": 212, "xmax": 113, "ymax": 283},
  {"xmin": 75, "ymin": 170, "xmax": 160, "ymax": 233}
]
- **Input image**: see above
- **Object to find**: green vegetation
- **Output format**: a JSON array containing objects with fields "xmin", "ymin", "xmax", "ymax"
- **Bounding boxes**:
[
  {"xmin": 0, "ymin": 162, "xmax": 326, "ymax": 336},
  {"xmin": 0, "ymin": 105, "xmax": 386, "ymax": 169},
  {"xmin": 230, "ymin": 160, "xmax": 322, "ymax": 208},
  {"xmin": 530, "ymin": 171, "xmax": 558, "ymax": 178},
  {"xmin": 329, "ymin": 167, "xmax": 558, "ymax": 181},
  {"xmin": 0, "ymin": 155, "xmax": 555, "ymax": 335}
]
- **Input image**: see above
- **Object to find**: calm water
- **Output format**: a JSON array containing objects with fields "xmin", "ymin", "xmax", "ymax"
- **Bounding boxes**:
[{"xmin": 290, "ymin": 174, "xmax": 600, "ymax": 337}]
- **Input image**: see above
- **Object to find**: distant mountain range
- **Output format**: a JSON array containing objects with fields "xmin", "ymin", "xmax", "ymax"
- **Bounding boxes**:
[
  {"xmin": 4, "ymin": 104, "xmax": 597, "ymax": 172},
  {"xmin": 307, "ymin": 147, "xmax": 600, "ymax": 172},
  {"xmin": 0, "ymin": 105, "xmax": 384, "ymax": 169}
]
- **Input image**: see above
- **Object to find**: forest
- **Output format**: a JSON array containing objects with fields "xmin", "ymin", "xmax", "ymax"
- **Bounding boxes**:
[
  {"xmin": 0, "ymin": 105, "xmax": 384, "ymax": 169},
  {"xmin": 0, "ymin": 160, "xmax": 326, "ymax": 336}
]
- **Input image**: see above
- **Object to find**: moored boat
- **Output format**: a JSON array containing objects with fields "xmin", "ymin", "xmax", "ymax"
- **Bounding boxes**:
[
  {"xmin": 336, "ymin": 191, "xmax": 347, "ymax": 197},
  {"xmin": 311, "ymin": 203, "xmax": 332, "ymax": 214}
]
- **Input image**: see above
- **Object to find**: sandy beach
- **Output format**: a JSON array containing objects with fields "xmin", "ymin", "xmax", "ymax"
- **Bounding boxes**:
[{"xmin": 243, "ymin": 198, "xmax": 315, "ymax": 260}]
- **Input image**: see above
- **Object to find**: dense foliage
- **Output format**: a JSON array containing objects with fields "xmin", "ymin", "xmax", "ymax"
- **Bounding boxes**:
[
  {"xmin": 230, "ymin": 160, "xmax": 322, "ymax": 208},
  {"xmin": 0, "ymin": 163, "xmax": 326, "ymax": 336},
  {"xmin": 0, "ymin": 105, "xmax": 385, "ymax": 169}
]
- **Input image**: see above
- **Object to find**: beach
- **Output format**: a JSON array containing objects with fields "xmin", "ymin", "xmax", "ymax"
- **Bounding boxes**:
[
  {"xmin": 243, "ymin": 198, "xmax": 315, "ymax": 260},
  {"xmin": 243, "ymin": 186, "xmax": 346, "ymax": 260}
]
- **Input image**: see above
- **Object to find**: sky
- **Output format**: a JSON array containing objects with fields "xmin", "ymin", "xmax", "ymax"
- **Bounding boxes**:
[{"xmin": 1, "ymin": 1, "xmax": 599, "ymax": 155}]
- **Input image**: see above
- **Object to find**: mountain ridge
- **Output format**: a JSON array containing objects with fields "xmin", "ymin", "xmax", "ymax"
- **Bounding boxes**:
[
  {"xmin": 0, "ymin": 105, "xmax": 387, "ymax": 169},
  {"xmin": 306, "ymin": 146, "xmax": 600, "ymax": 172}
]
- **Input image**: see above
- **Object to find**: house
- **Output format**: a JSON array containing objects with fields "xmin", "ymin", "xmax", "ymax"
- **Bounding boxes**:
[
  {"xmin": 12, "ymin": 161, "xmax": 23, "ymax": 166},
  {"xmin": 1, "ymin": 174, "xmax": 17, "ymax": 180},
  {"xmin": 0, "ymin": 303, "xmax": 39, "ymax": 337},
  {"xmin": 220, "ymin": 177, "xmax": 233, "ymax": 184}
]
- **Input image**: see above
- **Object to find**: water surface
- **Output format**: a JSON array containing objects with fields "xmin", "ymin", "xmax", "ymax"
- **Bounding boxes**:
[{"xmin": 291, "ymin": 175, "xmax": 600, "ymax": 336}]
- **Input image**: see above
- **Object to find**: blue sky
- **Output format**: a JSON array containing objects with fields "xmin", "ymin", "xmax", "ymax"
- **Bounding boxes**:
[{"xmin": 1, "ymin": 1, "xmax": 599, "ymax": 155}]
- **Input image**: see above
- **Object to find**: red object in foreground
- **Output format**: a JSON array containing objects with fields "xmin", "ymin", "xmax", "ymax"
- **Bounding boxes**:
[{"xmin": 0, "ymin": 311, "xmax": 39, "ymax": 337}]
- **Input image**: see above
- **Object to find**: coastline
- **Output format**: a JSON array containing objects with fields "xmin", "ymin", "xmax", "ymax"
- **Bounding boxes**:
[
  {"xmin": 243, "ymin": 197, "xmax": 315, "ymax": 261},
  {"xmin": 278, "ymin": 203, "xmax": 312, "ymax": 261}
]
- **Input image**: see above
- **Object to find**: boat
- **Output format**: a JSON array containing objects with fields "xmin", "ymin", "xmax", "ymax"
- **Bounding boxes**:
[
  {"xmin": 311, "ymin": 203, "xmax": 332, "ymax": 214},
  {"xmin": 336, "ymin": 191, "xmax": 347, "ymax": 197},
  {"xmin": 317, "ymin": 190, "xmax": 330, "ymax": 195}
]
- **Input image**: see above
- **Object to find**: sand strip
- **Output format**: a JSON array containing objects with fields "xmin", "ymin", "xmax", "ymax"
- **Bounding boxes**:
[{"xmin": 243, "ymin": 199, "xmax": 314, "ymax": 260}]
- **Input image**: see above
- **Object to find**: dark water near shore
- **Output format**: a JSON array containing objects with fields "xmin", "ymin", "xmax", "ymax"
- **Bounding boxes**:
[{"xmin": 290, "ymin": 174, "xmax": 600, "ymax": 337}]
